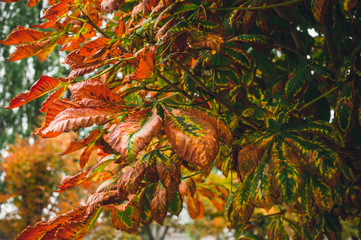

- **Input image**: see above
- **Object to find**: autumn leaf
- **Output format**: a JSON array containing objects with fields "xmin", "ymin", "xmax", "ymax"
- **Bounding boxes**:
[
  {"xmin": 61, "ymin": 129, "xmax": 102, "ymax": 155},
  {"xmin": 192, "ymin": 33, "xmax": 224, "ymax": 51},
  {"xmin": 42, "ymin": 2, "xmax": 71, "ymax": 21},
  {"xmin": 17, "ymin": 206, "xmax": 88, "ymax": 240},
  {"xmin": 38, "ymin": 107, "xmax": 119, "ymax": 137},
  {"xmin": 108, "ymin": 108, "xmax": 162, "ymax": 161},
  {"xmin": 56, "ymin": 169, "xmax": 90, "ymax": 192},
  {"xmin": 7, "ymin": 38, "xmax": 58, "ymax": 62},
  {"xmin": 164, "ymin": 107, "xmax": 219, "ymax": 172},
  {"xmin": 69, "ymin": 78, "xmax": 124, "ymax": 107},
  {"xmin": 117, "ymin": 164, "xmax": 147, "ymax": 195},
  {"xmin": 150, "ymin": 183, "xmax": 168, "ymax": 225},
  {"xmin": 0, "ymin": 26, "xmax": 51, "ymax": 46},
  {"xmin": 124, "ymin": 47, "xmax": 156, "ymax": 82},
  {"xmin": 4, "ymin": 76, "xmax": 63, "ymax": 109},
  {"xmin": 110, "ymin": 203, "xmax": 140, "ymax": 234},
  {"xmin": 40, "ymin": 85, "xmax": 67, "ymax": 112},
  {"xmin": 35, "ymin": 99, "xmax": 80, "ymax": 138},
  {"xmin": 155, "ymin": 150, "xmax": 181, "ymax": 200}
]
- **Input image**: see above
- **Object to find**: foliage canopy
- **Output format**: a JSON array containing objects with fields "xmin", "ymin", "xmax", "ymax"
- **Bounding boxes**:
[{"xmin": 1, "ymin": 0, "xmax": 361, "ymax": 238}]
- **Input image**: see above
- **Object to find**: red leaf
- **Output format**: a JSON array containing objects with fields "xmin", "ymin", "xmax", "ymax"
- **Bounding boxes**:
[
  {"xmin": 164, "ymin": 108, "xmax": 219, "ymax": 172},
  {"xmin": 69, "ymin": 79, "xmax": 124, "ymax": 107},
  {"xmin": 40, "ymin": 85, "xmax": 67, "ymax": 112},
  {"xmin": 27, "ymin": 0, "xmax": 40, "ymax": 7},
  {"xmin": 17, "ymin": 206, "xmax": 87, "ymax": 240},
  {"xmin": 116, "ymin": 18, "xmax": 125, "ymax": 37},
  {"xmin": 78, "ymin": 38, "xmax": 109, "ymax": 57},
  {"xmin": 56, "ymin": 169, "xmax": 90, "ymax": 192},
  {"xmin": 39, "ymin": 107, "xmax": 119, "ymax": 136},
  {"xmin": 124, "ymin": 47, "xmax": 156, "ymax": 81},
  {"xmin": 117, "ymin": 164, "xmax": 147, "ymax": 195},
  {"xmin": 35, "ymin": 99, "xmax": 80, "ymax": 138},
  {"xmin": 150, "ymin": 183, "xmax": 168, "ymax": 225},
  {"xmin": 80, "ymin": 144, "xmax": 97, "ymax": 168},
  {"xmin": 0, "ymin": 26, "xmax": 51, "ymax": 46},
  {"xmin": 108, "ymin": 108, "xmax": 162, "ymax": 161},
  {"xmin": 42, "ymin": 2, "xmax": 70, "ymax": 21},
  {"xmin": 86, "ymin": 190, "xmax": 124, "ymax": 213},
  {"xmin": 62, "ymin": 129, "xmax": 102, "ymax": 155},
  {"xmin": 7, "ymin": 38, "xmax": 57, "ymax": 62},
  {"xmin": 4, "ymin": 76, "xmax": 62, "ymax": 109}
]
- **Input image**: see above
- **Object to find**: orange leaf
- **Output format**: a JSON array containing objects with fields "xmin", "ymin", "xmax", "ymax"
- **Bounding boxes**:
[
  {"xmin": 237, "ymin": 143, "xmax": 264, "ymax": 180},
  {"xmin": 108, "ymin": 108, "xmax": 162, "ymax": 161},
  {"xmin": 78, "ymin": 38, "xmax": 109, "ymax": 57},
  {"xmin": 186, "ymin": 193, "xmax": 204, "ymax": 219},
  {"xmin": 27, "ymin": 0, "xmax": 40, "ymax": 7},
  {"xmin": 17, "ymin": 206, "xmax": 87, "ymax": 240},
  {"xmin": 110, "ymin": 203, "xmax": 140, "ymax": 234},
  {"xmin": 117, "ymin": 164, "xmax": 147, "ymax": 194},
  {"xmin": 56, "ymin": 169, "xmax": 90, "ymax": 192},
  {"xmin": 61, "ymin": 129, "xmax": 102, "ymax": 155},
  {"xmin": 69, "ymin": 79, "xmax": 124, "ymax": 107},
  {"xmin": 164, "ymin": 108, "xmax": 219, "ymax": 172},
  {"xmin": 38, "ymin": 107, "xmax": 119, "ymax": 137},
  {"xmin": 86, "ymin": 190, "xmax": 123, "ymax": 213},
  {"xmin": 150, "ymin": 183, "xmax": 168, "ymax": 225},
  {"xmin": 4, "ymin": 76, "xmax": 62, "ymax": 109},
  {"xmin": 116, "ymin": 18, "xmax": 125, "ymax": 37},
  {"xmin": 40, "ymin": 85, "xmax": 67, "ymax": 112},
  {"xmin": 7, "ymin": 38, "xmax": 57, "ymax": 62},
  {"xmin": 0, "ymin": 26, "xmax": 51, "ymax": 46},
  {"xmin": 35, "ymin": 99, "xmax": 80, "ymax": 138},
  {"xmin": 124, "ymin": 47, "xmax": 156, "ymax": 81},
  {"xmin": 42, "ymin": 2, "xmax": 70, "ymax": 21},
  {"xmin": 79, "ymin": 144, "xmax": 97, "ymax": 168}
]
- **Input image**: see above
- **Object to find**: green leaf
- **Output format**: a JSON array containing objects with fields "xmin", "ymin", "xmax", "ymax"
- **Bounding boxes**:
[
  {"xmin": 300, "ymin": 174, "xmax": 313, "ymax": 217},
  {"xmin": 270, "ymin": 141, "xmax": 301, "ymax": 205},
  {"xmin": 285, "ymin": 120, "xmax": 342, "ymax": 146},
  {"xmin": 167, "ymin": 191, "xmax": 182, "ymax": 215},
  {"xmin": 226, "ymin": 173, "xmax": 255, "ymax": 226},
  {"xmin": 284, "ymin": 66, "xmax": 309, "ymax": 100},
  {"xmin": 286, "ymin": 136, "xmax": 340, "ymax": 186},
  {"xmin": 228, "ymin": 34, "xmax": 271, "ymax": 45},
  {"xmin": 336, "ymin": 53, "xmax": 353, "ymax": 83},
  {"xmin": 221, "ymin": 46, "xmax": 252, "ymax": 70},
  {"xmin": 192, "ymin": 20, "xmax": 219, "ymax": 30},
  {"xmin": 310, "ymin": 175, "xmax": 335, "ymax": 211},
  {"xmin": 214, "ymin": 69, "xmax": 239, "ymax": 85},
  {"xmin": 111, "ymin": 203, "xmax": 140, "ymax": 234},
  {"xmin": 336, "ymin": 82, "xmax": 354, "ymax": 132}
]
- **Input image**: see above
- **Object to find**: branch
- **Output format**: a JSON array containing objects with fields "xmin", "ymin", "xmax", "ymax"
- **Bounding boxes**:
[
  {"xmin": 210, "ymin": 0, "xmax": 302, "ymax": 11},
  {"xmin": 321, "ymin": 22, "xmax": 340, "ymax": 67},
  {"xmin": 171, "ymin": 58, "xmax": 260, "ymax": 131}
]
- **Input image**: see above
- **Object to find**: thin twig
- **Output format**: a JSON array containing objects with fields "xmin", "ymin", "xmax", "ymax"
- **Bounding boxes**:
[
  {"xmin": 299, "ymin": 86, "xmax": 338, "ymax": 111},
  {"xmin": 210, "ymin": 0, "xmax": 302, "ymax": 11}
]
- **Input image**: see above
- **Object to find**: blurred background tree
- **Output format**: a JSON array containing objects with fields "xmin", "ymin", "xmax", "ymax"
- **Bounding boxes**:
[
  {"xmin": 0, "ymin": 133, "xmax": 87, "ymax": 239},
  {"xmin": 0, "ymin": 0, "xmax": 67, "ymax": 149}
]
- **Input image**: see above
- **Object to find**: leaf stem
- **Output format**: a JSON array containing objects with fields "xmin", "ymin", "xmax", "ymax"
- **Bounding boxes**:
[
  {"xmin": 210, "ymin": 0, "xmax": 302, "ymax": 11},
  {"xmin": 299, "ymin": 86, "xmax": 338, "ymax": 111}
]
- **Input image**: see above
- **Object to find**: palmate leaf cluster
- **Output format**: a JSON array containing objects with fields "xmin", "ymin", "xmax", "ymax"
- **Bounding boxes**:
[{"xmin": 1, "ymin": 0, "xmax": 361, "ymax": 239}]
